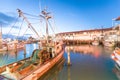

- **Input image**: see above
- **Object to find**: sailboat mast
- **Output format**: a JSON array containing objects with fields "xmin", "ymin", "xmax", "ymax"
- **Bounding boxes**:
[
  {"xmin": 46, "ymin": 19, "xmax": 49, "ymax": 44},
  {"xmin": 0, "ymin": 24, "xmax": 2, "ymax": 49}
]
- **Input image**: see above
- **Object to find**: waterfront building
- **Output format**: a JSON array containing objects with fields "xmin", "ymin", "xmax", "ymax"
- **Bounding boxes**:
[{"xmin": 56, "ymin": 27, "xmax": 113, "ymax": 44}]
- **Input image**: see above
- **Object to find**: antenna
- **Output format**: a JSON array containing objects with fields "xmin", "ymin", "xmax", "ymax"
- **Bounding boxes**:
[{"xmin": 39, "ymin": 0, "xmax": 42, "ymax": 12}]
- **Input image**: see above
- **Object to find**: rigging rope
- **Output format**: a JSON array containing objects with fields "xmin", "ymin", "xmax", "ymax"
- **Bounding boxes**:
[
  {"xmin": 52, "ymin": 17, "xmax": 58, "ymax": 34},
  {"xmin": 22, "ymin": 27, "xmax": 29, "ymax": 38},
  {"xmin": 16, "ymin": 18, "xmax": 24, "ymax": 39},
  {"xmin": 23, "ymin": 12, "xmax": 39, "ymax": 18},
  {"xmin": 48, "ymin": 20, "xmax": 55, "ymax": 34},
  {"xmin": 30, "ymin": 22, "xmax": 41, "ymax": 24},
  {"xmin": 37, "ymin": 23, "xmax": 43, "ymax": 36},
  {"xmin": 22, "ymin": 27, "xmax": 37, "ymax": 39},
  {"xmin": 0, "ymin": 53, "xmax": 9, "ymax": 66},
  {"xmin": 29, "ymin": 27, "xmax": 39, "ymax": 37},
  {"xmin": 0, "ymin": 54, "xmax": 4, "ymax": 66},
  {"xmin": 7, "ymin": 16, "xmax": 19, "ymax": 37},
  {"xmin": 26, "ymin": 17, "xmax": 40, "ymax": 20}
]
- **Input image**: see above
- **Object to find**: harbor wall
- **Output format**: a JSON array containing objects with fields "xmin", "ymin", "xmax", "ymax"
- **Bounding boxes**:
[{"xmin": 55, "ymin": 27, "xmax": 116, "ymax": 45}]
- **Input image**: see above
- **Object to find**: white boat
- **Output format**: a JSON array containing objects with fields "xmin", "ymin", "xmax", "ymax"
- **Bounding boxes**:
[
  {"xmin": 111, "ymin": 47, "xmax": 120, "ymax": 67},
  {"xmin": 103, "ymin": 40, "xmax": 116, "ymax": 47},
  {"xmin": 102, "ymin": 30, "xmax": 117, "ymax": 47},
  {"xmin": 0, "ymin": 9, "xmax": 65, "ymax": 80},
  {"xmin": 92, "ymin": 40, "xmax": 99, "ymax": 46}
]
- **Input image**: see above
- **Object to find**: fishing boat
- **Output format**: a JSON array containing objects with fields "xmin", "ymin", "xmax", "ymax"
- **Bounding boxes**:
[
  {"xmin": 0, "ymin": 9, "xmax": 65, "ymax": 80},
  {"xmin": 103, "ymin": 39, "xmax": 116, "ymax": 47},
  {"xmin": 92, "ymin": 40, "xmax": 99, "ymax": 46},
  {"xmin": 111, "ymin": 47, "xmax": 120, "ymax": 68},
  {"xmin": 38, "ymin": 57, "xmax": 65, "ymax": 80},
  {"xmin": 102, "ymin": 30, "xmax": 117, "ymax": 47}
]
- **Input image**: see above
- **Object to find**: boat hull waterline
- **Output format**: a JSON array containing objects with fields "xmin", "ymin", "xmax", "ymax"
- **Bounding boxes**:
[
  {"xmin": 111, "ymin": 47, "xmax": 120, "ymax": 67},
  {"xmin": 0, "ymin": 43, "xmax": 64, "ymax": 80},
  {"xmin": 22, "ymin": 49, "xmax": 64, "ymax": 80}
]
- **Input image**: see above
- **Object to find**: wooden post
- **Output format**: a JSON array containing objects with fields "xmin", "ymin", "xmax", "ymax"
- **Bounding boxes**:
[
  {"xmin": 14, "ymin": 43, "xmax": 17, "ymax": 53},
  {"xmin": 67, "ymin": 66, "xmax": 71, "ymax": 80},
  {"xmin": 67, "ymin": 47, "xmax": 71, "ymax": 66},
  {"xmin": 23, "ymin": 44, "xmax": 26, "ymax": 60},
  {"xmin": 24, "ymin": 44, "xmax": 26, "ymax": 54},
  {"xmin": 6, "ymin": 44, "xmax": 8, "ymax": 51}
]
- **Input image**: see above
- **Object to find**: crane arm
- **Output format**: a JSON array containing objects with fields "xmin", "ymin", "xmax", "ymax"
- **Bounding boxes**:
[{"xmin": 17, "ymin": 9, "xmax": 40, "ymax": 38}]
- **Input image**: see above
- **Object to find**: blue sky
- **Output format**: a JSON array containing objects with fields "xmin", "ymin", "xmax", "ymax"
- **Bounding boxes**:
[{"xmin": 0, "ymin": 0, "xmax": 120, "ymax": 37}]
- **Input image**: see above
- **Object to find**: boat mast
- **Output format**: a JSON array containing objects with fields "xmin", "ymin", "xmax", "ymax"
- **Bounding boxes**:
[
  {"xmin": 40, "ymin": 9, "xmax": 51, "ymax": 44},
  {"xmin": 0, "ymin": 24, "xmax": 2, "ymax": 49},
  {"xmin": 17, "ymin": 9, "xmax": 40, "ymax": 38}
]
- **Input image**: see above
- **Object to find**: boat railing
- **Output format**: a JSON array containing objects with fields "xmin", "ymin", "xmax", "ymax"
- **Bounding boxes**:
[{"xmin": 0, "ymin": 57, "xmax": 30, "ymax": 74}]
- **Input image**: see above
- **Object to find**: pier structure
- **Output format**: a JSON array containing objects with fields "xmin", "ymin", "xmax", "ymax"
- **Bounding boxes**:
[{"xmin": 56, "ymin": 28, "xmax": 113, "ymax": 45}]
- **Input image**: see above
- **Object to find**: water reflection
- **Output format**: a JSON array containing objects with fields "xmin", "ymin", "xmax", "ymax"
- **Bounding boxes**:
[
  {"xmin": 0, "ymin": 53, "xmax": 9, "ymax": 66},
  {"xmin": 37, "ymin": 45, "xmax": 118, "ymax": 80},
  {"xmin": 0, "ymin": 43, "xmax": 38, "ymax": 67},
  {"xmin": 67, "ymin": 66, "xmax": 71, "ymax": 80},
  {"xmin": 38, "ymin": 58, "xmax": 65, "ymax": 80},
  {"xmin": 66, "ymin": 46, "xmax": 71, "ymax": 65},
  {"xmin": 113, "ymin": 66, "xmax": 120, "ymax": 80},
  {"xmin": 0, "ymin": 44, "xmax": 119, "ymax": 80},
  {"xmin": 65, "ymin": 45, "xmax": 102, "ymax": 58},
  {"xmin": 64, "ymin": 45, "xmax": 118, "ymax": 80}
]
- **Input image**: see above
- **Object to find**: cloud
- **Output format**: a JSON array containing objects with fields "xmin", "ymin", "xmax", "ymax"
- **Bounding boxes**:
[{"xmin": 0, "ymin": 12, "xmax": 17, "ymax": 26}]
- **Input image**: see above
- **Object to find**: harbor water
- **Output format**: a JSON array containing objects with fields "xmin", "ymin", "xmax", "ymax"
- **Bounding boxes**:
[
  {"xmin": 0, "ymin": 44, "xmax": 119, "ymax": 80},
  {"xmin": 39, "ymin": 45, "xmax": 119, "ymax": 80},
  {"xmin": 0, "ymin": 43, "xmax": 38, "ymax": 67}
]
